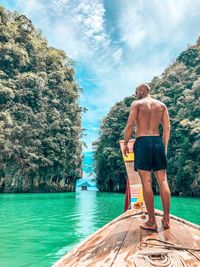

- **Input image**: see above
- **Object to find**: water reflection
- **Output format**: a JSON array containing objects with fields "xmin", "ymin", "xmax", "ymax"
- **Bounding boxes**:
[
  {"xmin": 75, "ymin": 191, "xmax": 98, "ymax": 240},
  {"xmin": 54, "ymin": 191, "xmax": 98, "ymax": 261}
]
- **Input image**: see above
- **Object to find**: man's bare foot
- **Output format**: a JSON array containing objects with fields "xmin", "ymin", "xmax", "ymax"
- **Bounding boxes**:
[
  {"xmin": 140, "ymin": 221, "xmax": 157, "ymax": 231},
  {"xmin": 161, "ymin": 218, "xmax": 170, "ymax": 229}
]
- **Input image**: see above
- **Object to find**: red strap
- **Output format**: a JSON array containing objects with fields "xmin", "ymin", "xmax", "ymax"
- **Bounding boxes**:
[{"xmin": 124, "ymin": 178, "xmax": 130, "ymax": 211}]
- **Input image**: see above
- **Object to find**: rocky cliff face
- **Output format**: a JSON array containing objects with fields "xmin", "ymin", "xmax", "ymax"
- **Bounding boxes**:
[
  {"xmin": 0, "ymin": 175, "xmax": 77, "ymax": 193},
  {"xmin": 0, "ymin": 7, "xmax": 83, "ymax": 193}
]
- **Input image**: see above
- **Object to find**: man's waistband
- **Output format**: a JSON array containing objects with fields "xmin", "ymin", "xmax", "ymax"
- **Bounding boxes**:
[{"xmin": 136, "ymin": 135, "xmax": 161, "ymax": 140}]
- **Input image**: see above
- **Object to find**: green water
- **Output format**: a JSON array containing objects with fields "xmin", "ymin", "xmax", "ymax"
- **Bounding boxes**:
[{"xmin": 0, "ymin": 192, "xmax": 199, "ymax": 267}]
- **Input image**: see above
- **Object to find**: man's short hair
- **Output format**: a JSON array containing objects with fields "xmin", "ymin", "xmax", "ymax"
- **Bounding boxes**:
[{"xmin": 137, "ymin": 83, "xmax": 150, "ymax": 93}]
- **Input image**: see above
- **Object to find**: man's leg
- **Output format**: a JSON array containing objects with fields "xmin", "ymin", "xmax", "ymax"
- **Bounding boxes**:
[
  {"xmin": 154, "ymin": 169, "xmax": 171, "ymax": 228},
  {"xmin": 138, "ymin": 170, "xmax": 157, "ymax": 230}
]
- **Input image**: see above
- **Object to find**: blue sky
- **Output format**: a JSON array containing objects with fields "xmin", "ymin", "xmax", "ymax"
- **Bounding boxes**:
[{"xmin": 1, "ymin": 0, "xmax": 200, "ymax": 151}]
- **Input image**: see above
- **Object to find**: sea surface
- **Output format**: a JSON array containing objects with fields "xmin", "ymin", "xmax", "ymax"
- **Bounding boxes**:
[{"xmin": 0, "ymin": 192, "xmax": 199, "ymax": 267}]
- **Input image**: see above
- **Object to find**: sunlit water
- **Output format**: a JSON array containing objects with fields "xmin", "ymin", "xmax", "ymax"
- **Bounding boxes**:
[{"xmin": 0, "ymin": 192, "xmax": 199, "ymax": 267}]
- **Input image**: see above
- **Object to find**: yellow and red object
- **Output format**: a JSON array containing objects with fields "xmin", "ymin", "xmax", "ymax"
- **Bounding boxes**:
[{"xmin": 119, "ymin": 139, "xmax": 144, "ymax": 212}]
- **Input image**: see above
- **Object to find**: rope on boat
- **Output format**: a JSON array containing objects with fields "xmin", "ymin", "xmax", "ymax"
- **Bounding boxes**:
[
  {"xmin": 139, "ymin": 238, "xmax": 200, "ymax": 252},
  {"xmin": 133, "ymin": 248, "xmax": 187, "ymax": 267},
  {"xmin": 133, "ymin": 238, "xmax": 200, "ymax": 267}
]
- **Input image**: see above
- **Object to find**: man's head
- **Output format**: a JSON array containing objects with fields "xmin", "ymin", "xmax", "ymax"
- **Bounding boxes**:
[{"xmin": 135, "ymin": 83, "xmax": 150, "ymax": 99}]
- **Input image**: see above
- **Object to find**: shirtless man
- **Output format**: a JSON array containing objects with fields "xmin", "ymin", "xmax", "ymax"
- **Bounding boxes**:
[{"xmin": 123, "ymin": 83, "xmax": 171, "ymax": 230}]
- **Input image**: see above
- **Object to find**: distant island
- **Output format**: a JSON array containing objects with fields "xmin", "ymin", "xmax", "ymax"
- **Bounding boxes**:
[
  {"xmin": 93, "ymin": 39, "xmax": 200, "ymax": 196},
  {"xmin": 0, "ymin": 7, "xmax": 83, "ymax": 193}
]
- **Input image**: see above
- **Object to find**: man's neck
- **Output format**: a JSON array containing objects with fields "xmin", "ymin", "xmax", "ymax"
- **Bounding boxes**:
[{"xmin": 141, "ymin": 94, "xmax": 151, "ymax": 99}]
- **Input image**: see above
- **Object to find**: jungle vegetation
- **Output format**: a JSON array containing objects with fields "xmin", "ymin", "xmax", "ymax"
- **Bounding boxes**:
[{"xmin": 0, "ymin": 7, "xmax": 84, "ymax": 192}]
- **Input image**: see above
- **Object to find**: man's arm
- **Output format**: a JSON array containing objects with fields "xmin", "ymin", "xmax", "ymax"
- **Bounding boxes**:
[
  {"xmin": 123, "ymin": 101, "xmax": 138, "ymax": 146},
  {"xmin": 161, "ymin": 105, "xmax": 170, "ymax": 154}
]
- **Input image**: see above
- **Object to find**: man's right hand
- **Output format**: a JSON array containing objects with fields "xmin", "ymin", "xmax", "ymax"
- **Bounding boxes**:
[{"xmin": 123, "ymin": 144, "xmax": 129, "ymax": 157}]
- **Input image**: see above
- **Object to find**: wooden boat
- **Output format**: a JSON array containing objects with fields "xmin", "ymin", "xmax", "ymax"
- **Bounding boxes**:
[
  {"xmin": 80, "ymin": 181, "xmax": 93, "ymax": 191},
  {"xmin": 81, "ymin": 185, "xmax": 87, "ymax": 191},
  {"xmin": 53, "ymin": 139, "xmax": 200, "ymax": 267},
  {"xmin": 53, "ymin": 209, "xmax": 200, "ymax": 267}
]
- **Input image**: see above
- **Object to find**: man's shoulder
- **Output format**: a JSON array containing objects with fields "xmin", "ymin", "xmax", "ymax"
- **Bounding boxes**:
[
  {"xmin": 153, "ymin": 98, "xmax": 167, "ymax": 108},
  {"xmin": 131, "ymin": 100, "xmax": 139, "ymax": 106},
  {"xmin": 131, "ymin": 99, "xmax": 142, "ymax": 106},
  {"xmin": 130, "ymin": 100, "xmax": 142, "ymax": 109}
]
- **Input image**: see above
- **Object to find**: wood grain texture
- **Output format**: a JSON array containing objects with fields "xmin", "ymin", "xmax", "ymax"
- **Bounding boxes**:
[{"xmin": 53, "ymin": 209, "xmax": 200, "ymax": 267}]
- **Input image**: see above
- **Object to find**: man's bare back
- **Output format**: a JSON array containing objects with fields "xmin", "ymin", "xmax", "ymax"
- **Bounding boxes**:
[
  {"xmin": 124, "ymin": 86, "xmax": 170, "ymax": 153},
  {"xmin": 133, "ymin": 98, "xmax": 166, "ymax": 137}
]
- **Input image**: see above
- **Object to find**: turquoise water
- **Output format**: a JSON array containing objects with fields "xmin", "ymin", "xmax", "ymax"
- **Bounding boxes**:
[{"xmin": 0, "ymin": 192, "xmax": 199, "ymax": 267}]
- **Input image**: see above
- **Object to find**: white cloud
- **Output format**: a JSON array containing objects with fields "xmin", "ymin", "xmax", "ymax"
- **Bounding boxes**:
[
  {"xmin": 74, "ymin": 0, "xmax": 106, "ymax": 43},
  {"xmin": 118, "ymin": 0, "xmax": 200, "ymax": 49},
  {"xmin": 16, "ymin": 0, "xmax": 48, "ymax": 25},
  {"xmin": 112, "ymin": 47, "xmax": 123, "ymax": 64},
  {"xmin": 18, "ymin": 0, "xmax": 42, "ymax": 11},
  {"xmin": 118, "ymin": 0, "xmax": 146, "ymax": 49},
  {"xmin": 49, "ymin": 0, "xmax": 70, "ymax": 12},
  {"xmin": 46, "ymin": 22, "xmax": 90, "ymax": 59}
]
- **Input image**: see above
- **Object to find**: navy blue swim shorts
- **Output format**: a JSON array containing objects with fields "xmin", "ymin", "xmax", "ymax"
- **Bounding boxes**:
[{"xmin": 133, "ymin": 136, "xmax": 167, "ymax": 172}]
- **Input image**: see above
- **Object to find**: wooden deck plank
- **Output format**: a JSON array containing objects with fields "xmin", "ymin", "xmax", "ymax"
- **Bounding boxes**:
[
  {"xmin": 156, "ymin": 220, "xmax": 200, "ymax": 266},
  {"xmin": 169, "ymin": 219, "xmax": 200, "ymax": 263},
  {"xmin": 110, "ymin": 217, "xmax": 140, "ymax": 267},
  {"xmin": 112, "ymin": 214, "xmax": 200, "ymax": 267},
  {"xmin": 111, "ymin": 214, "xmax": 160, "ymax": 267},
  {"xmin": 64, "ymin": 223, "xmax": 117, "ymax": 267},
  {"xmin": 86, "ymin": 216, "xmax": 133, "ymax": 267},
  {"xmin": 171, "ymin": 219, "xmax": 200, "ymax": 247},
  {"xmin": 52, "ymin": 211, "xmax": 130, "ymax": 267},
  {"xmin": 154, "ymin": 212, "xmax": 200, "ymax": 264}
]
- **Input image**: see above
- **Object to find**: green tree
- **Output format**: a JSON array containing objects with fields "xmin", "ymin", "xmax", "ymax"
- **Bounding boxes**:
[{"xmin": 0, "ymin": 7, "xmax": 84, "ymax": 193}]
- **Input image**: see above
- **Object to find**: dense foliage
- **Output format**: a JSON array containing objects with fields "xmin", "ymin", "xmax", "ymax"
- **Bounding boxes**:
[
  {"xmin": 93, "ymin": 39, "xmax": 200, "ymax": 196},
  {"xmin": 93, "ymin": 97, "xmax": 134, "ymax": 192},
  {"xmin": 0, "ymin": 7, "xmax": 84, "ymax": 192}
]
